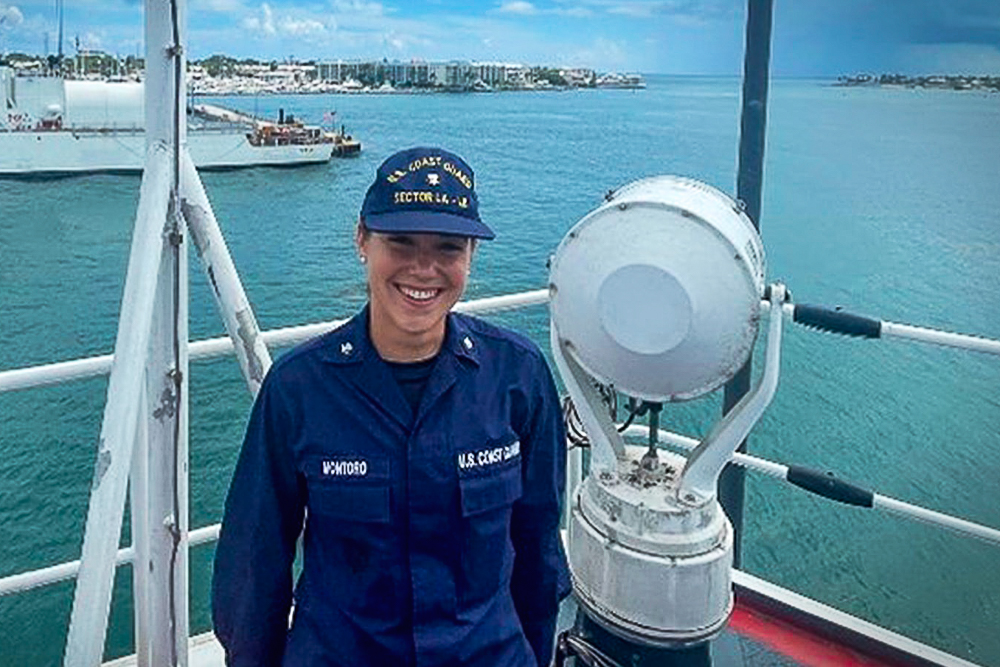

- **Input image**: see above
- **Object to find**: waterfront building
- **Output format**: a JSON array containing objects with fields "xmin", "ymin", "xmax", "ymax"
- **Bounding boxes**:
[{"xmin": 313, "ymin": 58, "xmax": 556, "ymax": 90}]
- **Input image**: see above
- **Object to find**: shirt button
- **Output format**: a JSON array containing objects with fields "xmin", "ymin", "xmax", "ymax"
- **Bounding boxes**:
[
  {"xmin": 463, "ymin": 336, "xmax": 473, "ymax": 350},
  {"xmin": 341, "ymin": 341, "xmax": 354, "ymax": 355}
]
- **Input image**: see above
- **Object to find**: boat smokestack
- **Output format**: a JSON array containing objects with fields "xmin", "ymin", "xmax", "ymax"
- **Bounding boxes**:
[{"xmin": 278, "ymin": 108, "xmax": 284, "ymax": 124}]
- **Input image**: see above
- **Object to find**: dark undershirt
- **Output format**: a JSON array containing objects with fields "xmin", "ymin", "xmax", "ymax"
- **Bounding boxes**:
[{"xmin": 384, "ymin": 356, "xmax": 438, "ymax": 415}]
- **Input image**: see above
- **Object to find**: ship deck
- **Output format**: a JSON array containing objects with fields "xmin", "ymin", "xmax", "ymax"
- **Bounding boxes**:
[{"xmin": 99, "ymin": 570, "xmax": 976, "ymax": 667}]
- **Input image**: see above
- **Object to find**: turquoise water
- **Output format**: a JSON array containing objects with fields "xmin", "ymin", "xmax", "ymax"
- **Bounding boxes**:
[{"xmin": 2, "ymin": 76, "xmax": 999, "ymax": 665}]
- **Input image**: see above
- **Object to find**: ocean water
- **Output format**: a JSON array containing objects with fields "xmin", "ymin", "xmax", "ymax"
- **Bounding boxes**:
[{"xmin": 2, "ymin": 75, "xmax": 999, "ymax": 665}]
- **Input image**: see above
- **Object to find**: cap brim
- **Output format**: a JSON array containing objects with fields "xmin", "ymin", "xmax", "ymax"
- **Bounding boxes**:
[{"xmin": 364, "ymin": 210, "xmax": 495, "ymax": 240}]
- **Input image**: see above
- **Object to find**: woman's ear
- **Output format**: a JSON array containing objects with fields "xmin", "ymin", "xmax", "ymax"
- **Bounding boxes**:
[{"xmin": 355, "ymin": 219, "xmax": 368, "ymax": 259}]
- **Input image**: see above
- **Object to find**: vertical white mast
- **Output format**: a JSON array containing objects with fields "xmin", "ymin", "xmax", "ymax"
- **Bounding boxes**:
[
  {"xmin": 63, "ymin": 0, "xmax": 271, "ymax": 662},
  {"xmin": 64, "ymin": 0, "xmax": 189, "ymax": 664}
]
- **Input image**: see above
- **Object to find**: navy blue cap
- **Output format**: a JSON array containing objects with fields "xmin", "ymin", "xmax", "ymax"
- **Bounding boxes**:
[{"xmin": 360, "ymin": 147, "xmax": 495, "ymax": 240}]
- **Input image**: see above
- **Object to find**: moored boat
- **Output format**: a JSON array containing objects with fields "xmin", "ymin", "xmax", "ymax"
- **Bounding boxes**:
[{"xmin": 0, "ymin": 67, "xmax": 359, "ymax": 175}]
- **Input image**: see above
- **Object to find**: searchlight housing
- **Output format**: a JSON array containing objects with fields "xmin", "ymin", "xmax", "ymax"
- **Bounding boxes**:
[{"xmin": 549, "ymin": 176, "xmax": 788, "ymax": 647}]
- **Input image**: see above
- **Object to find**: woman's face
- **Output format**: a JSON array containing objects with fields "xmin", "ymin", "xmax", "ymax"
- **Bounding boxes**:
[{"xmin": 358, "ymin": 228, "xmax": 474, "ymax": 356}]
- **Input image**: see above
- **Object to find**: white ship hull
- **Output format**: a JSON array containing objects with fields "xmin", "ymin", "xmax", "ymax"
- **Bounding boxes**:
[{"xmin": 0, "ymin": 128, "xmax": 334, "ymax": 175}]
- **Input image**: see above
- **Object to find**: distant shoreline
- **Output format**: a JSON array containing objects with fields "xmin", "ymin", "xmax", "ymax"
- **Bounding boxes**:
[
  {"xmin": 834, "ymin": 74, "xmax": 999, "ymax": 92},
  {"xmin": 189, "ymin": 84, "xmax": 644, "ymax": 97}
]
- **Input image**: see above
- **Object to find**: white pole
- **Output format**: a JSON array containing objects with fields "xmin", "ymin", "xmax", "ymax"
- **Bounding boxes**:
[
  {"xmin": 880, "ymin": 321, "xmax": 1000, "ymax": 356},
  {"xmin": 136, "ymin": 198, "xmax": 189, "ymax": 667},
  {"xmin": 63, "ymin": 146, "xmax": 172, "ymax": 667},
  {"xmin": 180, "ymin": 150, "xmax": 272, "ymax": 395},
  {"xmin": 143, "ymin": 0, "xmax": 190, "ymax": 661},
  {"xmin": 129, "ymin": 383, "xmax": 151, "ymax": 667}
]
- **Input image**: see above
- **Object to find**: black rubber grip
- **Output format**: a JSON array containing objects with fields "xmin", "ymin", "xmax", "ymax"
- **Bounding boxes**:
[
  {"xmin": 793, "ymin": 304, "xmax": 882, "ymax": 339},
  {"xmin": 786, "ymin": 465, "xmax": 874, "ymax": 508}
]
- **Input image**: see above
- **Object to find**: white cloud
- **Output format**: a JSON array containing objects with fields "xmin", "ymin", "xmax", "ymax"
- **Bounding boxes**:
[
  {"xmin": 498, "ymin": 1, "xmax": 592, "ymax": 18},
  {"xmin": 242, "ymin": 3, "xmax": 276, "ymax": 35},
  {"xmin": 0, "ymin": 3, "xmax": 24, "ymax": 28},
  {"xmin": 564, "ymin": 36, "xmax": 629, "ymax": 68},
  {"xmin": 279, "ymin": 16, "xmax": 326, "ymax": 36},
  {"xmin": 606, "ymin": 2, "xmax": 659, "ymax": 18},
  {"xmin": 240, "ymin": 4, "xmax": 332, "ymax": 40},
  {"xmin": 555, "ymin": 6, "xmax": 593, "ymax": 17},
  {"xmin": 80, "ymin": 31, "xmax": 103, "ymax": 50},
  {"xmin": 329, "ymin": 0, "xmax": 386, "ymax": 17},
  {"xmin": 499, "ymin": 1, "xmax": 538, "ymax": 15}
]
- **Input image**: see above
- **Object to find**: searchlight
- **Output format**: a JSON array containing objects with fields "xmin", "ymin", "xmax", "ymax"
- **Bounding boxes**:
[{"xmin": 549, "ymin": 176, "xmax": 788, "ymax": 661}]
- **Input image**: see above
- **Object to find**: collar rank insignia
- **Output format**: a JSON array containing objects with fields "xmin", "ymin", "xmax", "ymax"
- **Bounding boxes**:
[{"xmin": 340, "ymin": 341, "xmax": 353, "ymax": 355}]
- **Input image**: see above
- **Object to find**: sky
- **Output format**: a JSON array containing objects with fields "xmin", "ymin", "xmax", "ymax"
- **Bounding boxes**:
[{"xmin": 1, "ymin": 0, "xmax": 999, "ymax": 76}]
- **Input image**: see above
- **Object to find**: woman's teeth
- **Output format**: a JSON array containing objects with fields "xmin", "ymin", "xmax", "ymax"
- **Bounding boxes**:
[{"xmin": 400, "ymin": 286, "xmax": 439, "ymax": 301}]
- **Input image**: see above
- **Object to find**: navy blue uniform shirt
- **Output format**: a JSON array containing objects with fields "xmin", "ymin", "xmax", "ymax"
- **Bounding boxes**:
[{"xmin": 213, "ymin": 308, "xmax": 571, "ymax": 666}]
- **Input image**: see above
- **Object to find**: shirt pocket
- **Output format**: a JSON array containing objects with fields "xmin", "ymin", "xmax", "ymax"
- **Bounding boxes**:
[
  {"xmin": 304, "ymin": 455, "xmax": 391, "ymax": 524},
  {"xmin": 299, "ymin": 457, "xmax": 398, "ymax": 613},
  {"xmin": 458, "ymin": 459, "xmax": 523, "ymax": 604},
  {"xmin": 459, "ymin": 459, "xmax": 523, "ymax": 517}
]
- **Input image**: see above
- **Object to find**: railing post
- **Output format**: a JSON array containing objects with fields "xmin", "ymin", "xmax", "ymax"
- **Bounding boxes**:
[
  {"xmin": 721, "ymin": 0, "xmax": 775, "ymax": 569},
  {"xmin": 138, "ymin": 197, "xmax": 189, "ymax": 667},
  {"xmin": 140, "ymin": 0, "xmax": 190, "ymax": 662}
]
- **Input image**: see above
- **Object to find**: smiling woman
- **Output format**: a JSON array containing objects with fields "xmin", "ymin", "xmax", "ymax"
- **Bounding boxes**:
[{"xmin": 212, "ymin": 146, "xmax": 572, "ymax": 667}]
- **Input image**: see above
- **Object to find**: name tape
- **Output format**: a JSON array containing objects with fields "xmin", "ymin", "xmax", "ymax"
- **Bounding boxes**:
[
  {"xmin": 321, "ymin": 459, "xmax": 368, "ymax": 477},
  {"xmin": 458, "ymin": 441, "xmax": 521, "ymax": 471}
]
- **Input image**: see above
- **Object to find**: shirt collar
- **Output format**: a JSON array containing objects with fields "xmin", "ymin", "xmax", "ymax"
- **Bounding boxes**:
[{"xmin": 319, "ymin": 305, "xmax": 480, "ymax": 367}]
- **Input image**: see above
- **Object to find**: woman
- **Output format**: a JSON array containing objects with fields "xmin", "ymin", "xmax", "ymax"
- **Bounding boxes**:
[{"xmin": 213, "ymin": 147, "xmax": 571, "ymax": 666}]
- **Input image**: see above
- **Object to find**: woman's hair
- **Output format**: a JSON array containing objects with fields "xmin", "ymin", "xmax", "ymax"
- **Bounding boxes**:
[{"xmin": 356, "ymin": 219, "xmax": 477, "ymax": 252}]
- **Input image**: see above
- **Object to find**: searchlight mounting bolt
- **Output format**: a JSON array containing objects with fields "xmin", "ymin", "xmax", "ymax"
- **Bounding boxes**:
[
  {"xmin": 639, "ymin": 402, "xmax": 662, "ymax": 473},
  {"xmin": 598, "ymin": 470, "xmax": 617, "ymax": 486}
]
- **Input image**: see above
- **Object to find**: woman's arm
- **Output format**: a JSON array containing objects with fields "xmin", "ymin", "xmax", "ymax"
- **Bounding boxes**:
[
  {"xmin": 212, "ymin": 374, "xmax": 305, "ymax": 667},
  {"xmin": 510, "ymin": 352, "xmax": 572, "ymax": 667}
]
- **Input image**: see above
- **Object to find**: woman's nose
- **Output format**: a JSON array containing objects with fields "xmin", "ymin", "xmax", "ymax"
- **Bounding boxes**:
[{"xmin": 413, "ymin": 246, "xmax": 439, "ymax": 271}]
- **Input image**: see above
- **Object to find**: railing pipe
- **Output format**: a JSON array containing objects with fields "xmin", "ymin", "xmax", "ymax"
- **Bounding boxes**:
[
  {"xmin": 0, "ymin": 289, "xmax": 550, "ymax": 393},
  {"xmin": 7, "ymin": 292, "xmax": 998, "ymax": 397},
  {"xmin": 621, "ymin": 425, "xmax": 1000, "ymax": 548},
  {"xmin": 0, "ymin": 525, "xmax": 220, "ymax": 597}
]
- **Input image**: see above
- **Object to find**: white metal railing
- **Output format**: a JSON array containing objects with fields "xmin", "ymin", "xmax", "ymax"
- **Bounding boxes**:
[
  {"xmin": 9, "ymin": 291, "xmax": 1000, "ymax": 395},
  {"xmin": 4, "ymin": 287, "xmax": 1000, "ymax": 603},
  {"xmin": 0, "ymin": 290, "xmax": 549, "ymax": 394}
]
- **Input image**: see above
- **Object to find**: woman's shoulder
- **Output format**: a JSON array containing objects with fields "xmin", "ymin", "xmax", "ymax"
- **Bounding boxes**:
[
  {"xmin": 262, "ymin": 315, "xmax": 362, "ymax": 386},
  {"xmin": 451, "ymin": 313, "xmax": 545, "ymax": 361}
]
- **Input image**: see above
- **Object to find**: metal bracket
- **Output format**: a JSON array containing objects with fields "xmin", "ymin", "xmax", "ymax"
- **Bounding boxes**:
[
  {"xmin": 677, "ymin": 283, "xmax": 787, "ymax": 506},
  {"xmin": 551, "ymin": 322, "xmax": 628, "ymax": 469}
]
